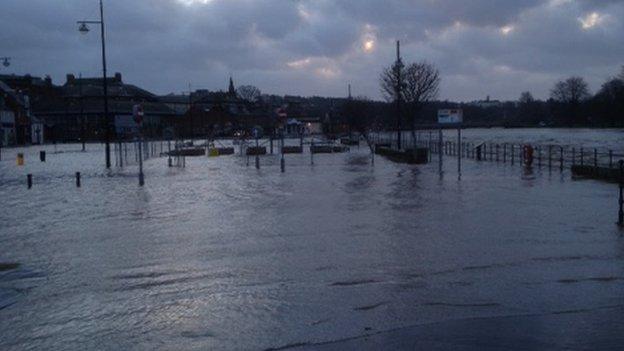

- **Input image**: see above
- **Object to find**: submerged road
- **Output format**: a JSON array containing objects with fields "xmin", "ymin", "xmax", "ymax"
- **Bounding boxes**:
[{"xmin": 1, "ymin": 141, "xmax": 623, "ymax": 350}]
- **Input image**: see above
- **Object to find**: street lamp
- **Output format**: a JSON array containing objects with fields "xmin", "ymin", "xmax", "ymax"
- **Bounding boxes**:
[{"xmin": 77, "ymin": 0, "xmax": 111, "ymax": 168}]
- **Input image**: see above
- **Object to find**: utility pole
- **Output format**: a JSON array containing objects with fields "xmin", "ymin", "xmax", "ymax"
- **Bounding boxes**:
[{"xmin": 395, "ymin": 41, "xmax": 403, "ymax": 150}]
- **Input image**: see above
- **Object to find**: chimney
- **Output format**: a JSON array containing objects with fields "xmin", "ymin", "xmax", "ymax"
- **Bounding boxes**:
[
  {"xmin": 66, "ymin": 74, "xmax": 75, "ymax": 85},
  {"xmin": 114, "ymin": 72, "xmax": 122, "ymax": 82}
]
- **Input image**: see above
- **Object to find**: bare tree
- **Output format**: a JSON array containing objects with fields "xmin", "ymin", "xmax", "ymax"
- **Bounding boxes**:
[
  {"xmin": 403, "ymin": 62, "xmax": 440, "ymax": 113},
  {"xmin": 237, "ymin": 85, "xmax": 261, "ymax": 103},
  {"xmin": 379, "ymin": 61, "xmax": 404, "ymax": 103},
  {"xmin": 519, "ymin": 91, "xmax": 534, "ymax": 105},
  {"xmin": 380, "ymin": 60, "xmax": 440, "ymax": 144},
  {"xmin": 550, "ymin": 76, "xmax": 590, "ymax": 125},
  {"xmin": 550, "ymin": 76, "xmax": 590, "ymax": 104}
]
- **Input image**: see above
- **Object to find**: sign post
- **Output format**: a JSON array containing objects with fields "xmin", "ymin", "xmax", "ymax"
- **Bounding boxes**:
[
  {"xmin": 133, "ymin": 104, "xmax": 145, "ymax": 186},
  {"xmin": 438, "ymin": 109, "xmax": 463, "ymax": 179}
]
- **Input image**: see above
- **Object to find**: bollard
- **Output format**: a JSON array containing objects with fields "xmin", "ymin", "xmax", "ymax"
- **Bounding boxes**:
[
  {"xmin": 17, "ymin": 153, "xmax": 24, "ymax": 166},
  {"xmin": 40, "ymin": 151, "xmax": 46, "ymax": 162},
  {"xmin": 76, "ymin": 172, "xmax": 81, "ymax": 187},
  {"xmin": 255, "ymin": 155, "xmax": 260, "ymax": 169},
  {"xmin": 27, "ymin": 174, "xmax": 32, "ymax": 189},
  {"xmin": 619, "ymin": 160, "xmax": 623, "ymax": 227},
  {"xmin": 280, "ymin": 156, "xmax": 285, "ymax": 173}
]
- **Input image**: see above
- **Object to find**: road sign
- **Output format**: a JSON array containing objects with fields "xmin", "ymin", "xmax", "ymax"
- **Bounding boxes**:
[
  {"xmin": 133, "ymin": 104, "xmax": 144, "ymax": 125},
  {"xmin": 438, "ymin": 109, "xmax": 463, "ymax": 124}
]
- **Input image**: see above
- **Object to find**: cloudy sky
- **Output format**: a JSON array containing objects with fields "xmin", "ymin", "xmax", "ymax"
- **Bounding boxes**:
[{"xmin": 1, "ymin": 0, "xmax": 623, "ymax": 101}]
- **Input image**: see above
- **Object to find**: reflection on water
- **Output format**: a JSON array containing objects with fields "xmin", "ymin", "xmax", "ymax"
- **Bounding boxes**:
[{"xmin": 0, "ymin": 135, "xmax": 623, "ymax": 350}]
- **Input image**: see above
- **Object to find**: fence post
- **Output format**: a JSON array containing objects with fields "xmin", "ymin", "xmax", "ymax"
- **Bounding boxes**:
[
  {"xmin": 27, "ymin": 174, "xmax": 32, "ymax": 189},
  {"xmin": 609, "ymin": 150, "xmax": 613, "ymax": 168},
  {"xmin": 572, "ymin": 148, "xmax": 575, "ymax": 166},
  {"xmin": 511, "ymin": 145, "xmax": 515, "ymax": 165},
  {"xmin": 503, "ymin": 144, "xmax": 507, "ymax": 163},
  {"xmin": 580, "ymin": 148, "xmax": 584, "ymax": 166},
  {"xmin": 619, "ymin": 160, "xmax": 623, "ymax": 227}
]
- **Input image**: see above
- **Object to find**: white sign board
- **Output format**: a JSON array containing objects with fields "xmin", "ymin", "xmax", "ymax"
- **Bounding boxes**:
[{"xmin": 438, "ymin": 109, "xmax": 463, "ymax": 124}]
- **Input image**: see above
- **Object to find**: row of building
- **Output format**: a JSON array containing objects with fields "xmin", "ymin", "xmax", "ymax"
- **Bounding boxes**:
[{"xmin": 0, "ymin": 73, "xmax": 343, "ymax": 146}]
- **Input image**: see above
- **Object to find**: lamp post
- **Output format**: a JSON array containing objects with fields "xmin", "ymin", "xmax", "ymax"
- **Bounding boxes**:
[
  {"xmin": 78, "ymin": 0, "xmax": 111, "ymax": 168},
  {"xmin": 0, "ymin": 57, "xmax": 8, "ymax": 159}
]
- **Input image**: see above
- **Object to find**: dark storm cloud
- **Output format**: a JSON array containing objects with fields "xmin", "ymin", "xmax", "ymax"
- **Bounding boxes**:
[{"xmin": 1, "ymin": 0, "xmax": 623, "ymax": 101}]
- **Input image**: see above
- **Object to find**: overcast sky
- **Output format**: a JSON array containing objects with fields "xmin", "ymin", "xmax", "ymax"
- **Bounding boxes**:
[{"xmin": 1, "ymin": 0, "xmax": 623, "ymax": 101}]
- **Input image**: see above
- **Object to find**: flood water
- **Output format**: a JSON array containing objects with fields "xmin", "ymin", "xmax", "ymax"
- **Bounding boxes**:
[{"xmin": 1, "ymin": 130, "xmax": 623, "ymax": 350}]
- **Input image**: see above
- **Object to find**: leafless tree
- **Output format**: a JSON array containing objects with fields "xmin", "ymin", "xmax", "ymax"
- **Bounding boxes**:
[
  {"xmin": 550, "ymin": 76, "xmax": 590, "ymax": 104},
  {"xmin": 237, "ymin": 85, "xmax": 261, "ymax": 103},
  {"xmin": 403, "ymin": 62, "xmax": 440, "ymax": 111},
  {"xmin": 380, "ymin": 60, "xmax": 440, "ymax": 145},
  {"xmin": 379, "ymin": 61, "xmax": 404, "ymax": 103},
  {"xmin": 519, "ymin": 91, "xmax": 534, "ymax": 105}
]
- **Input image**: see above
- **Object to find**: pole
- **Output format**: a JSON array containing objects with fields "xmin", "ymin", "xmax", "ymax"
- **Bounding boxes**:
[
  {"xmin": 255, "ymin": 137, "xmax": 260, "ymax": 169},
  {"xmin": 98, "ymin": 0, "xmax": 111, "ymax": 169},
  {"xmin": 395, "ymin": 41, "xmax": 402, "ymax": 150},
  {"xmin": 79, "ymin": 73, "xmax": 86, "ymax": 152},
  {"xmin": 280, "ymin": 132, "xmax": 285, "ymax": 173},
  {"xmin": 138, "ymin": 137, "xmax": 144, "ymax": 186},
  {"xmin": 457, "ymin": 127, "xmax": 461, "ymax": 179},
  {"xmin": 438, "ymin": 128, "xmax": 443, "ymax": 176},
  {"xmin": 619, "ymin": 160, "xmax": 623, "ymax": 227},
  {"xmin": 311, "ymin": 139, "xmax": 314, "ymax": 165}
]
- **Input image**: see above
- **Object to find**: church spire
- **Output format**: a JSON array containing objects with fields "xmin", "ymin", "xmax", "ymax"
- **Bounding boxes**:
[{"xmin": 228, "ymin": 76, "xmax": 236, "ymax": 96}]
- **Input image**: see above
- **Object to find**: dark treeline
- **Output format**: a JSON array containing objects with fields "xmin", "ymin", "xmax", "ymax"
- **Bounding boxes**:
[{"xmin": 335, "ymin": 65, "xmax": 624, "ymax": 130}]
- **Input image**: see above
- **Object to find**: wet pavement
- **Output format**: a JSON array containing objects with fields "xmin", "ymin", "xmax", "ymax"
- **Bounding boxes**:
[{"xmin": 0, "ymin": 137, "xmax": 623, "ymax": 350}]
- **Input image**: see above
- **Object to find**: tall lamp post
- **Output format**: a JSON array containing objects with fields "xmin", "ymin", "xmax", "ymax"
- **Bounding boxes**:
[
  {"xmin": 77, "ymin": 0, "xmax": 111, "ymax": 168},
  {"xmin": 0, "ymin": 57, "xmax": 9, "ymax": 159}
]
